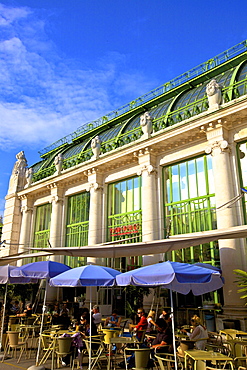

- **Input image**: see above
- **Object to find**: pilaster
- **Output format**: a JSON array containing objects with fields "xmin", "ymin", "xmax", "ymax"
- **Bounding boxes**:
[
  {"xmin": 135, "ymin": 148, "xmax": 161, "ymax": 265},
  {"xmin": 84, "ymin": 168, "xmax": 104, "ymax": 265},
  {"xmin": 18, "ymin": 195, "xmax": 34, "ymax": 259},
  {"xmin": 203, "ymin": 121, "xmax": 245, "ymax": 310},
  {"xmin": 47, "ymin": 183, "xmax": 65, "ymax": 262}
]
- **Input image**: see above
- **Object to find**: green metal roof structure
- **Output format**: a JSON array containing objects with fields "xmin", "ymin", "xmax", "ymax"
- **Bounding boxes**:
[{"xmin": 32, "ymin": 40, "xmax": 247, "ymax": 183}]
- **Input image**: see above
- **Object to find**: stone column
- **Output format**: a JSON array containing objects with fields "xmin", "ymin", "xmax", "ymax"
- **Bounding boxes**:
[
  {"xmin": 17, "ymin": 195, "xmax": 34, "ymax": 265},
  {"xmin": 135, "ymin": 148, "xmax": 161, "ymax": 266},
  {"xmin": 48, "ymin": 183, "xmax": 65, "ymax": 261},
  {"xmin": 204, "ymin": 122, "xmax": 245, "ymax": 312},
  {"xmin": 85, "ymin": 168, "xmax": 104, "ymax": 265},
  {"xmin": 46, "ymin": 183, "xmax": 65, "ymax": 302}
]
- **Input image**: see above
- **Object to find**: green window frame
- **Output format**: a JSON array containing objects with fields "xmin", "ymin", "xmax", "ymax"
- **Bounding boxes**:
[
  {"xmin": 65, "ymin": 191, "xmax": 90, "ymax": 267},
  {"xmin": 163, "ymin": 155, "xmax": 218, "ymax": 265},
  {"xmin": 107, "ymin": 176, "xmax": 142, "ymax": 270},
  {"xmin": 33, "ymin": 203, "xmax": 52, "ymax": 248},
  {"xmin": 237, "ymin": 142, "xmax": 247, "ymax": 223}
]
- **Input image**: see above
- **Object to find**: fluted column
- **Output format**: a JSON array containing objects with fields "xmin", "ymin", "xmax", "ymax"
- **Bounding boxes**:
[
  {"xmin": 135, "ymin": 148, "xmax": 161, "ymax": 266},
  {"xmin": 85, "ymin": 168, "xmax": 104, "ymax": 265},
  {"xmin": 17, "ymin": 195, "xmax": 34, "ymax": 265},
  {"xmin": 204, "ymin": 123, "xmax": 245, "ymax": 310},
  {"xmin": 48, "ymin": 183, "xmax": 65, "ymax": 262}
]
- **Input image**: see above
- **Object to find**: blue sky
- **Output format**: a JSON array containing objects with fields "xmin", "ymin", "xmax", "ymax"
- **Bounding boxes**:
[{"xmin": 0, "ymin": 0, "xmax": 247, "ymax": 216}]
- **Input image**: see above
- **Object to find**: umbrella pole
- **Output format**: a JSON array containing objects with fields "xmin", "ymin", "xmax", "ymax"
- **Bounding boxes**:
[
  {"xmin": 170, "ymin": 289, "xmax": 178, "ymax": 370},
  {"xmin": 89, "ymin": 286, "xmax": 92, "ymax": 370},
  {"xmin": 36, "ymin": 279, "xmax": 47, "ymax": 366},
  {"xmin": 0, "ymin": 284, "xmax": 7, "ymax": 354}
]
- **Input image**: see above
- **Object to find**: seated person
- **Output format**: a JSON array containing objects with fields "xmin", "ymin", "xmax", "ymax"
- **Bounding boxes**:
[
  {"xmin": 146, "ymin": 309, "xmax": 159, "ymax": 334},
  {"xmin": 60, "ymin": 303, "xmax": 71, "ymax": 329},
  {"xmin": 51, "ymin": 303, "xmax": 60, "ymax": 325},
  {"xmin": 151, "ymin": 318, "xmax": 173, "ymax": 352},
  {"xmin": 181, "ymin": 316, "xmax": 208, "ymax": 350},
  {"xmin": 92, "ymin": 305, "xmax": 102, "ymax": 328},
  {"xmin": 133, "ymin": 309, "xmax": 148, "ymax": 341},
  {"xmin": 11, "ymin": 300, "xmax": 20, "ymax": 315},
  {"xmin": 17, "ymin": 303, "xmax": 32, "ymax": 317},
  {"xmin": 105, "ymin": 309, "xmax": 121, "ymax": 327}
]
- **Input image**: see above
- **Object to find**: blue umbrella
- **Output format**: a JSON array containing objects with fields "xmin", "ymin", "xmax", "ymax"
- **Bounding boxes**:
[
  {"xmin": 10, "ymin": 260, "xmax": 71, "ymax": 365},
  {"xmin": 0, "ymin": 265, "xmax": 38, "ymax": 356},
  {"xmin": 116, "ymin": 261, "xmax": 224, "ymax": 370},
  {"xmin": 50, "ymin": 264, "xmax": 121, "ymax": 370}
]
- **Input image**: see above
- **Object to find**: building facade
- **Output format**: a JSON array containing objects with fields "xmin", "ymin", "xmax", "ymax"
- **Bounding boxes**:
[{"xmin": 2, "ymin": 41, "xmax": 247, "ymax": 325}]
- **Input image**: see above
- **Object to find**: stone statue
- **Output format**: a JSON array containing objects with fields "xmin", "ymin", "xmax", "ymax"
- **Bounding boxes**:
[
  {"xmin": 140, "ymin": 111, "xmax": 153, "ymax": 138},
  {"xmin": 54, "ymin": 153, "xmax": 64, "ymax": 175},
  {"xmin": 91, "ymin": 135, "xmax": 101, "ymax": 159},
  {"xmin": 9, "ymin": 151, "xmax": 28, "ymax": 191},
  {"xmin": 206, "ymin": 79, "xmax": 222, "ymax": 110},
  {"xmin": 25, "ymin": 167, "xmax": 33, "ymax": 187}
]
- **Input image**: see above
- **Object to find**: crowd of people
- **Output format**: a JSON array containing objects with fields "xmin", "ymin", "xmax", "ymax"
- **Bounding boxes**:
[{"xmin": 0, "ymin": 299, "xmax": 209, "ymax": 368}]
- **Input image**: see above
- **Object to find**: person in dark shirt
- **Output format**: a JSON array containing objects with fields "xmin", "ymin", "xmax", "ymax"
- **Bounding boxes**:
[{"xmin": 151, "ymin": 318, "xmax": 173, "ymax": 353}]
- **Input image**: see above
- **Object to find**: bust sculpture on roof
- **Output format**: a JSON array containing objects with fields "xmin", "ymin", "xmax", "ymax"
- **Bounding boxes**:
[
  {"xmin": 25, "ymin": 167, "xmax": 33, "ymax": 188},
  {"xmin": 54, "ymin": 153, "xmax": 64, "ymax": 175},
  {"xmin": 140, "ymin": 111, "xmax": 153, "ymax": 138},
  {"xmin": 91, "ymin": 135, "xmax": 101, "ymax": 160},
  {"xmin": 206, "ymin": 79, "xmax": 222, "ymax": 110}
]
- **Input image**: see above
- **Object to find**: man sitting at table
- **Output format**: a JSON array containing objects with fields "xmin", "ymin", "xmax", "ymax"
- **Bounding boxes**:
[
  {"xmin": 105, "ymin": 309, "xmax": 121, "ymax": 327},
  {"xmin": 17, "ymin": 303, "xmax": 33, "ymax": 317},
  {"xmin": 151, "ymin": 318, "xmax": 173, "ymax": 353}
]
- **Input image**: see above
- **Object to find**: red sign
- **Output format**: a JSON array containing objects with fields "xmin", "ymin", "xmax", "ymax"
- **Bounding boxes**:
[{"xmin": 110, "ymin": 223, "xmax": 140, "ymax": 237}]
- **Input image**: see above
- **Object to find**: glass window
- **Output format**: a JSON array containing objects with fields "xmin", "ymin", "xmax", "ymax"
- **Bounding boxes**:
[
  {"xmin": 65, "ymin": 192, "xmax": 90, "ymax": 267},
  {"xmin": 33, "ymin": 203, "xmax": 52, "ymax": 248},
  {"xmin": 107, "ymin": 176, "xmax": 142, "ymax": 270},
  {"xmin": 163, "ymin": 155, "xmax": 217, "ymax": 265}
]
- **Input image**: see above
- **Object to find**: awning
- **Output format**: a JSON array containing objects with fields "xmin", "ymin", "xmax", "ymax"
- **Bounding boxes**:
[{"xmin": 1, "ymin": 224, "xmax": 246, "ymax": 265}]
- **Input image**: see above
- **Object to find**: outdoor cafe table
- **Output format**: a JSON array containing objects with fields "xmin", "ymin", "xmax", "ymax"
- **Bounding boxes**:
[
  {"xmin": 107, "ymin": 336, "xmax": 136, "ymax": 370},
  {"xmin": 184, "ymin": 350, "xmax": 234, "ymax": 370}
]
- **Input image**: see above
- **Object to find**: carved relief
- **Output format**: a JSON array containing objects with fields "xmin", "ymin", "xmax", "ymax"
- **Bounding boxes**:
[
  {"xmin": 206, "ymin": 79, "xmax": 222, "ymax": 110},
  {"xmin": 137, "ymin": 164, "xmax": 157, "ymax": 176},
  {"xmin": 140, "ymin": 112, "xmax": 153, "ymax": 138},
  {"xmin": 91, "ymin": 135, "xmax": 102, "ymax": 159}
]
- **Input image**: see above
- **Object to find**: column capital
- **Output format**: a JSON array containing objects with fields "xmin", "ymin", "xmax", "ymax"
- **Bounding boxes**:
[
  {"xmin": 86, "ymin": 182, "xmax": 103, "ymax": 192},
  {"xmin": 137, "ymin": 164, "xmax": 157, "ymax": 176},
  {"xmin": 21, "ymin": 205, "xmax": 33, "ymax": 213},
  {"xmin": 205, "ymin": 140, "xmax": 231, "ymax": 156},
  {"xmin": 49, "ymin": 195, "xmax": 64, "ymax": 204}
]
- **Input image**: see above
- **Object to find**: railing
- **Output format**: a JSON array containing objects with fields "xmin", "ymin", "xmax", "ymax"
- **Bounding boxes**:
[
  {"xmin": 32, "ymin": 76, "xmax": 247, "ymax": 182},
  {"xmin": 33, "ymin": 230, "xmax": 50, "ymax": 248},
  {"xmin": 38, "ymin": 40, "xmax": 247, "ymax": 156},
  {"xmin": 107, "ymin": 210, "xmax": 142, "ymax": 242},
  {"xmin": 66, "ymin": 221, "xmax": 89, "ymax": 247}
]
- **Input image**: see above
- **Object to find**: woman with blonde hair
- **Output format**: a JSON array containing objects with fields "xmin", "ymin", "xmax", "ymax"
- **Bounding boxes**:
[
  {"xmin": 181, "ymin": 316, "xmax": 208, "ymax": 350},
  {"xmin": 146, "ymin": 309, "xmax": 160, "ymax": 333}
]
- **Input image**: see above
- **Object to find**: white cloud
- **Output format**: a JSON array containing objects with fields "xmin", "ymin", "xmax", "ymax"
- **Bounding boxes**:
[{"xmin": 0, "ymin": 3, "xmax": 157, "ymax": 154}]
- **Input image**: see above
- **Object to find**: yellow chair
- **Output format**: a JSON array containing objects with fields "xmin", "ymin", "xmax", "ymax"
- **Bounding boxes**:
[
  {"xmin": 155, "ymin": 354, "xmax": 176, "ymax": 370},
  {"xmin": 2, "ymin": 331, "xmax": 28, "ymax": 363}
]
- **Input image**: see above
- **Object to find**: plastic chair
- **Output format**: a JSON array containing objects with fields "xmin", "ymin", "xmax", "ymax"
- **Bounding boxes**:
[
  {"xmin": 2, "ymin": 331, "xmax": 28, "ymax": 363},
  {"xmin": 155, "ymin": 354, "xmax": 176, "ymax": 370},
  {"xmin": 83, "ymin": 337, "xmax": 108, "ymax": 370}
]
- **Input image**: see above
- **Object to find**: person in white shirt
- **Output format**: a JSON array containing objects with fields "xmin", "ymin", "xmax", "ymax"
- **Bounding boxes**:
[
  {"xmin": 181, "ymin": 316, "xmax": 208, "ymax": 350},
  {"xmin": 92, "ymin": 305, "xmax": 102, "ymax": 327}
]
